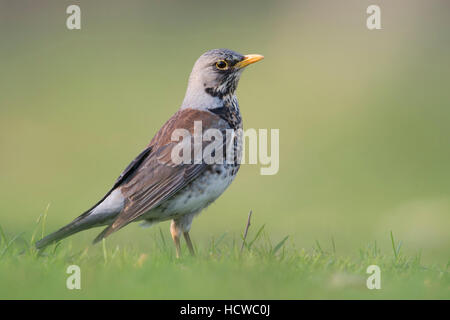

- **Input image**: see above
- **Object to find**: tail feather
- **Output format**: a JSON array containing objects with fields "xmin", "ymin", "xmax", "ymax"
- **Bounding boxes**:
[
  {"xmin": 92, "ymin": 225, "xmax": 111, "ymax": 244},
  {"xmin": 35, "ymin": 219, "xmax": 88, "ymax": 249},
  {"xmin": 35, "ymin": 210, "xmax": 108, "ymax": 249},
  {"xmin": 92, "ymin": 218, "xmax": 133, "ymax": 244}
]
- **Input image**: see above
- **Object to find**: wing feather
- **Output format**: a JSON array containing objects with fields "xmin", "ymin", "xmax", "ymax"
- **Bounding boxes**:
[{"xmin": 95, "ymin": 108, "xmax": 230, "ymax": 241}]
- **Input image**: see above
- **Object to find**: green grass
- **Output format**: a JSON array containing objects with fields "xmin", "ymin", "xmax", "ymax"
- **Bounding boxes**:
[{"xmin": 0, "ymin": 219, "xmax": 448, "ymax": 299}]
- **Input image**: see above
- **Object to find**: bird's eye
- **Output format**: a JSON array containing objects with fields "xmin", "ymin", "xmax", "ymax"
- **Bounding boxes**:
[{"xmin": 215, "ymin": 60, "xmax": 228, "ymax": 70}]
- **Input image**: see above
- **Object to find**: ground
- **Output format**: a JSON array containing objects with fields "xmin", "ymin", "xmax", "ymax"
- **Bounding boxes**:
[{"xmin": 0, "ymin": 220, "xmax": 448, "ymax": 299}]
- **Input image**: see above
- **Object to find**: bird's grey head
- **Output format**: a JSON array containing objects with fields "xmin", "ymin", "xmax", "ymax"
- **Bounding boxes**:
[{"xmin": 181, "ymin": 49, "xmax": 264, "ymax": 110}]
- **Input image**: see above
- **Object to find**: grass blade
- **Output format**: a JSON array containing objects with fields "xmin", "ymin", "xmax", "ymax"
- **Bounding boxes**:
[
  {"xmin": 272, "ymin": 235, "xmax": 289, "ymax": 255},
  {"xmin": 390, "ymin": 230, "xmax": 398, "ymax": 259},
  {"xmin": 0, "ymin": 224, "xmax": 7, "ymax": 247},
  {"xmin": 315, "ymin": 240, "xmax": 324, "ymax": 254},
  {"xmin": 0, "ymin": 232, "xmax": 25, "ymax": 259},
  {"xmin": 102, "ymin": 238, "xmax": 108, "ymax": 264},
  {"xmin": 331, "ymin": 236, "xmax": 336, "ymax": 255},
  {"xmin": 159, "ymin": 227, "xmax": 167, "ymax": 250},
  {"xmin": 215, "ymin": 232, "xmax": 227, "ymax": 249},
  {"xmin": 41, "ymin": 203, "xmax": 50, "ymax": 240},
  {"xmin": 240, "ymin": 210, "xmax": 253, "ymax": 254},
  {"xmin": 247, "ymin": 224, "xmax": 265, "ymax": 250}
]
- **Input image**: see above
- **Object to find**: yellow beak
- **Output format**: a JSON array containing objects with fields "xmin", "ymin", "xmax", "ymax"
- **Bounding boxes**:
[{"xmin": 235, "ymin": 54, "xmax": 264, "ymax": 68}]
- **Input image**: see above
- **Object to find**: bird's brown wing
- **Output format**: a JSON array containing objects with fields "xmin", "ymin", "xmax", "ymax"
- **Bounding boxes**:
[{"xmin": 94, "ymin": 108, "xmax": 229, "ymax": 242}]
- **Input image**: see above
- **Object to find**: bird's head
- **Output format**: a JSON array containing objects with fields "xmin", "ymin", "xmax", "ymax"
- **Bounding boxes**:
[{"xmin": 182, "ymin": 49, "xmax": 264, "ymax": 109}]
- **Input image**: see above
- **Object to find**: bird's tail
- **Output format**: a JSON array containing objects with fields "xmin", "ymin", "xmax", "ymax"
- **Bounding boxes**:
[{"xmin": 35, "ymin": 212, "xmax": 94, "ymax": 250}]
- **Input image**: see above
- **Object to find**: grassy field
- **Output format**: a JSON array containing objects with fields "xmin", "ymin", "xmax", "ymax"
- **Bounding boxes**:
[
  {"xmin": 0, "ymin": 216, "xmax": 448, "ymax": 299},
  {"xmin": 1, "ymin": 1, "xmax": 449, "ymax": 299}
]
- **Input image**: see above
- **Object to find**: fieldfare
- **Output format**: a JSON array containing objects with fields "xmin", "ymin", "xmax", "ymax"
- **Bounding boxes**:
[{"xmin": 36, "ymin": 49, "xmax": 264, "ymax": 258}]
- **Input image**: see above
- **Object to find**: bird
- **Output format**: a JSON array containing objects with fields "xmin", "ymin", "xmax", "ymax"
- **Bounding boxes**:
[{"xmin": 35, "ymin": 49, "xmax": 264, "ymax": 258}]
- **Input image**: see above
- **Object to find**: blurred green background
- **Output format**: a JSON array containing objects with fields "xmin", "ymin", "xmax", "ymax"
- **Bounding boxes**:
[{"xmin": 1, "ymin": 0, "xmax": 449, "ymax": 278}]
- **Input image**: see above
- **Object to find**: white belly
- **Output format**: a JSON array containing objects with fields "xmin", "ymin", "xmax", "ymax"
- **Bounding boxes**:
[{"xmin": 141, "ymin": 165, "xmax": 237, "ymax": 222}]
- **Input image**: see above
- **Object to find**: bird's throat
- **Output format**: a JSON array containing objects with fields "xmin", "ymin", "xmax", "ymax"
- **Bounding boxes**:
[{"xmin": 209, "ymin": 96, "xmax": 242, "ymax": 129}]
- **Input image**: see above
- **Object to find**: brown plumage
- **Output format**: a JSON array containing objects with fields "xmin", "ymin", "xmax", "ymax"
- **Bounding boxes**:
[{"xmin": 98, "ymin": 109, "xmax": 231, "ymax": 240}]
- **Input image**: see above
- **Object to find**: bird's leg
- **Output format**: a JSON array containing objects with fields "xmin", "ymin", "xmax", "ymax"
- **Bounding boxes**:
[
  {"xmin": 183, "ymin": 232, "xmax": 195, "ymax": 256},
  {"xmin": 170, "ymin": 220, "xmax": 182, "ymax": 259}
]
